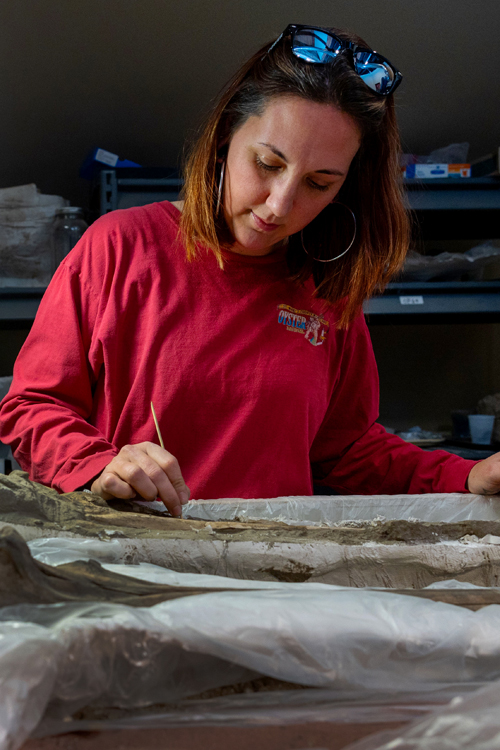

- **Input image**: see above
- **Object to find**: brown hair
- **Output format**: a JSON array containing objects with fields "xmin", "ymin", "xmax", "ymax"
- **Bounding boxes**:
[{"xmin": 180, "ymin": 27, "xmax": 410, "ymax": 328}]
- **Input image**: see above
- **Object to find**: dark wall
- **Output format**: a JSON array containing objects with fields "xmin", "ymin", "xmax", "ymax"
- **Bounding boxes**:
[
  {"xmin": 1, "ymin": 0, "xmax": 499, "ymax": 430},
  {"xmin": 0, "ymin": 0, "xmax": 498, "ymax": 207}
]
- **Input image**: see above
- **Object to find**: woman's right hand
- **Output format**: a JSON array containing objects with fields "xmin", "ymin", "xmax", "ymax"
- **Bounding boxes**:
[{"xmin": 91, "ymin": 442, "xmax": 190, "ymax": 517}]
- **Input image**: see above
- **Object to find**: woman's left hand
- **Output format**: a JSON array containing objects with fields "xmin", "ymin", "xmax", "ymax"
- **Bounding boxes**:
[{"xmin": 467, "ymin": 453, "xmax": 500, "ymax": 495}]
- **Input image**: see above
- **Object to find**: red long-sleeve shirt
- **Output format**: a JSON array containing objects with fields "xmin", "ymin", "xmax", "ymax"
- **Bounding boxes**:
[{"xmin": 0, "ymin": 201, "xmax": 476, "ymax": 498}]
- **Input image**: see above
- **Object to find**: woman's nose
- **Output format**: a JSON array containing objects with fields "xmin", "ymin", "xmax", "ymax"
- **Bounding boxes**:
[{"xmin": 266, "ymin": 179, "xmax": 297, "ymax": 218}]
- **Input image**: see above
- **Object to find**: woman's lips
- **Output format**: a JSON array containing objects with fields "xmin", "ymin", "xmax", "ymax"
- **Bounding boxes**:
[{"xmin": 251, "ymin": 212, "xmax": 281, "ymax": 232}]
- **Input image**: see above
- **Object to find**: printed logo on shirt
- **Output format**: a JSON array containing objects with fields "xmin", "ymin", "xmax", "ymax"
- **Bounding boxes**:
[{"xmin": 277, "ymin": 304, "xmax": 329, "ymax": 346}]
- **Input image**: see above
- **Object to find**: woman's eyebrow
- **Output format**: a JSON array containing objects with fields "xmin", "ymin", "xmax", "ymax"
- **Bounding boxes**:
[
  {"xmin": 258, "ymin": 142, "xmax": 288, "ymax": 161},
  {"xmin": 257, "ymin": 142, "xmax": 344, "ymax": 176},
  {"xmin": 315, "ymin": 167, "xmax": 345, "ymax": 176}
]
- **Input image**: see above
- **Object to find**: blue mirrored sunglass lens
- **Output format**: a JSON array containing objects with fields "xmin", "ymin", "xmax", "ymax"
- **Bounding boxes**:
[
  {"xmin": 353, "ymin": 51, "xmax": 395, "ymax": 93},
  {"xmin": 293, "ymin": 30, "xmax": 342, "ymax": 64}
]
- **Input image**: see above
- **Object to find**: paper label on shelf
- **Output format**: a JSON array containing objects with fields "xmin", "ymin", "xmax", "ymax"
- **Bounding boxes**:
[
  {"xmin": 94, "ymin": 148, "xmax": 119, "ymax": 167},
  {"xmin": 399, "ymin": 296, "xmax": 424, "ymax": 305}
]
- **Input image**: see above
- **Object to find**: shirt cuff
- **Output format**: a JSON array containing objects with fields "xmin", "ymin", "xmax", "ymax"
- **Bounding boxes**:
[{"xmin": 53, "ymin": 450, "xmax": 118, "ymax": 493}]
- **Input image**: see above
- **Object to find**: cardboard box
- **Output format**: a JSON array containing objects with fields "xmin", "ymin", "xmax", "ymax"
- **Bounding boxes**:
[
  {"xmin": 404, "ymin": 163, "xmax": 471, "ymax": 179},
  {"xmin": 405, "ymin": 163, "xmax": 448, "ymax": 178},
  {"xmin": 448, "ymin": 163, "xmax": 471, "ymax": 177}
]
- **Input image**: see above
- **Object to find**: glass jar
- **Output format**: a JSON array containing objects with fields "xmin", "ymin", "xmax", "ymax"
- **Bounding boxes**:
[{"xmin": 51, "ymin": 207, "xmax": 88, "ymax": 274}]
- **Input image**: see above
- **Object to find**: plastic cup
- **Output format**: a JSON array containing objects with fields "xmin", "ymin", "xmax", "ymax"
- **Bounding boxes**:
[{"xmin": 468, "ymin": 414, "xmax": 495, "ymax": 445}]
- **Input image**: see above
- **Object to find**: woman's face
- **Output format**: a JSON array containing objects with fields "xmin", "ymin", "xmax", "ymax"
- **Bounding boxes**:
[{"xmin": 223, "ymin": 96, "xmax": 361, "ymax": 256}]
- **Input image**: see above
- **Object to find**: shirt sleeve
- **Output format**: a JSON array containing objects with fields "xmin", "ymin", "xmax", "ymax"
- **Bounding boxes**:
[
  {"xmin": 0, "ymin": 231, "xmax": 118, "ymax": 493},
  {"xmin": 310, "ymin": 313, "xmax": 478, "ymax": 494}
]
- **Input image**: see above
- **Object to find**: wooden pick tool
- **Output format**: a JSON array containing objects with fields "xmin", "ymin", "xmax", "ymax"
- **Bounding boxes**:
[{"xmin": 150, "ymin": 401, "xmax": 165, "ymax": 450}]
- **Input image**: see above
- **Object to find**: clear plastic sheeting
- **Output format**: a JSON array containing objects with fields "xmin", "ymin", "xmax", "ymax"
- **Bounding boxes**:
[
  {"xmin": 425, "ymin": 579, "xmax": 489, "ymax": 590},
  {"xmin": 35, "ymin": 684, "xmax": 485, "ymax": 738},
  {"xmin": 181, "ymin": 493, "xmax": 500, "ymax": 527},
  {"xmin": 0, "ymin": 621, "xmax": 64, "ymax": 750},
  {"xmin": 27, "ymin": 537, "xmax": 135, "ymax": 567},
  {"xmin": 342, "ymin": 678, "xmax": 500, "ymax": 749},
  {"xmin": 148, "ymin": 590, "xmax": 500, "ymax": 691},
  {"xmin": 0, "ymin": 601, "xmax": 256, "ymax": 750},
  {"xmin": 4, "ymin": 587, "xmax": 500, "ymax": 749}
]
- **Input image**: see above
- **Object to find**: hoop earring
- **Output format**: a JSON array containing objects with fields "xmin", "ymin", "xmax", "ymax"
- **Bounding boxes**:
[
  {"xmin": 301, "ymin": 202, "xmax": 357, "ymax": 263},
  {"xmin": 216, "ymin": 160, "xmax": 225, "ymax": 215}
]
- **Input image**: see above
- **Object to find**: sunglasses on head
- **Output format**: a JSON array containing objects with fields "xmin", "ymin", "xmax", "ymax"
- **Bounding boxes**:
[{"xmin": 265, "ymin": 24, "xmax": 402, "ymax": 97}]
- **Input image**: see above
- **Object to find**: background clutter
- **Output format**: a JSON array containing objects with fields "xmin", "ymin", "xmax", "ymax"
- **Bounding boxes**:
[{"xmin": 0, "ymin": 184, "xmax": 68, "ymax": 287}]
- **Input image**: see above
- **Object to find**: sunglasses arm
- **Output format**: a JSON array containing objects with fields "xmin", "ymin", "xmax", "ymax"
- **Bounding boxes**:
[{"xmin": 261, "ymin": 31, "xmax": 285, "ymax": 61}]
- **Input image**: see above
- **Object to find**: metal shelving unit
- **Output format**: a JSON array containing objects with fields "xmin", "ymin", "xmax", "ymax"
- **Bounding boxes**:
[
  {"xmin": 1, "ymin": 177, "xmax": 499, "ymax": 326},
  {"xmin": 364, "ymin": 281, "xmax": 500, "ymax": 324},
  {"xmin": 100, "ymin": 168, "xmax": 183, "ymax": 214},
  {"xmin": 405, "ymin": 177, "xmax": 500, "ymax": 210},
  {"xmin": 405, "ymin": 177, "xmax": 500, "ymax": 239},
  {"xmin": 364, "ymin": 177, "xmax": 500, "ymax": 322}
]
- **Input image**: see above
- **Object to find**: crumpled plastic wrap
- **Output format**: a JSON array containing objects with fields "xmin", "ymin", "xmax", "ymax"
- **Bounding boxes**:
[
  {"xmin": 0, "ymin": 621, "xmax": 63, "ymax": 750},
  {"xmin": 5, "ymin": 585, "xmax": 500, "ymax": 749},
  {"xmin": 0, "ymin": 183, "xmax": 68, "ymax": 286},
  {"xmin": 0, "ymin": 601, "xmax": 256, "ymax": 750},
  {"xmin": 28, "ymin": 536, "xmax": 131, "ymax": 567},
  {"xmin": 342, "ymin": 678, "xmax": 500, "ymax": 749},
  {"xmin": 402, "ymin": 142, "xmax": 470, "ymax": 166},
  {"xmin": 179, "ymin": 492, "xmax": 500, "ymax": 527},
  {"xmin": 400, "ymin": 243, "xmax": 500, "ymax": 283},
  {"xmin": 396, "ymin": 426, "xmax": 444, "ymax": 442}
]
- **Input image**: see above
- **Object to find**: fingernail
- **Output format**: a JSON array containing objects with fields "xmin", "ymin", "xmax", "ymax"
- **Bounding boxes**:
[
  {"xmin": 172, "ymin": 505, "xmax": 182, "ymax": 518},
  {"xmin": 180, "ymin": 491, "xmax": 189, "ymax": 505}
]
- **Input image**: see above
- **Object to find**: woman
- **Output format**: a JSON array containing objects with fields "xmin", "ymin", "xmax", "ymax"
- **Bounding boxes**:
[{"xmin": 0, "ymin": 24, "xmax": 498, "ymax": 515}]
